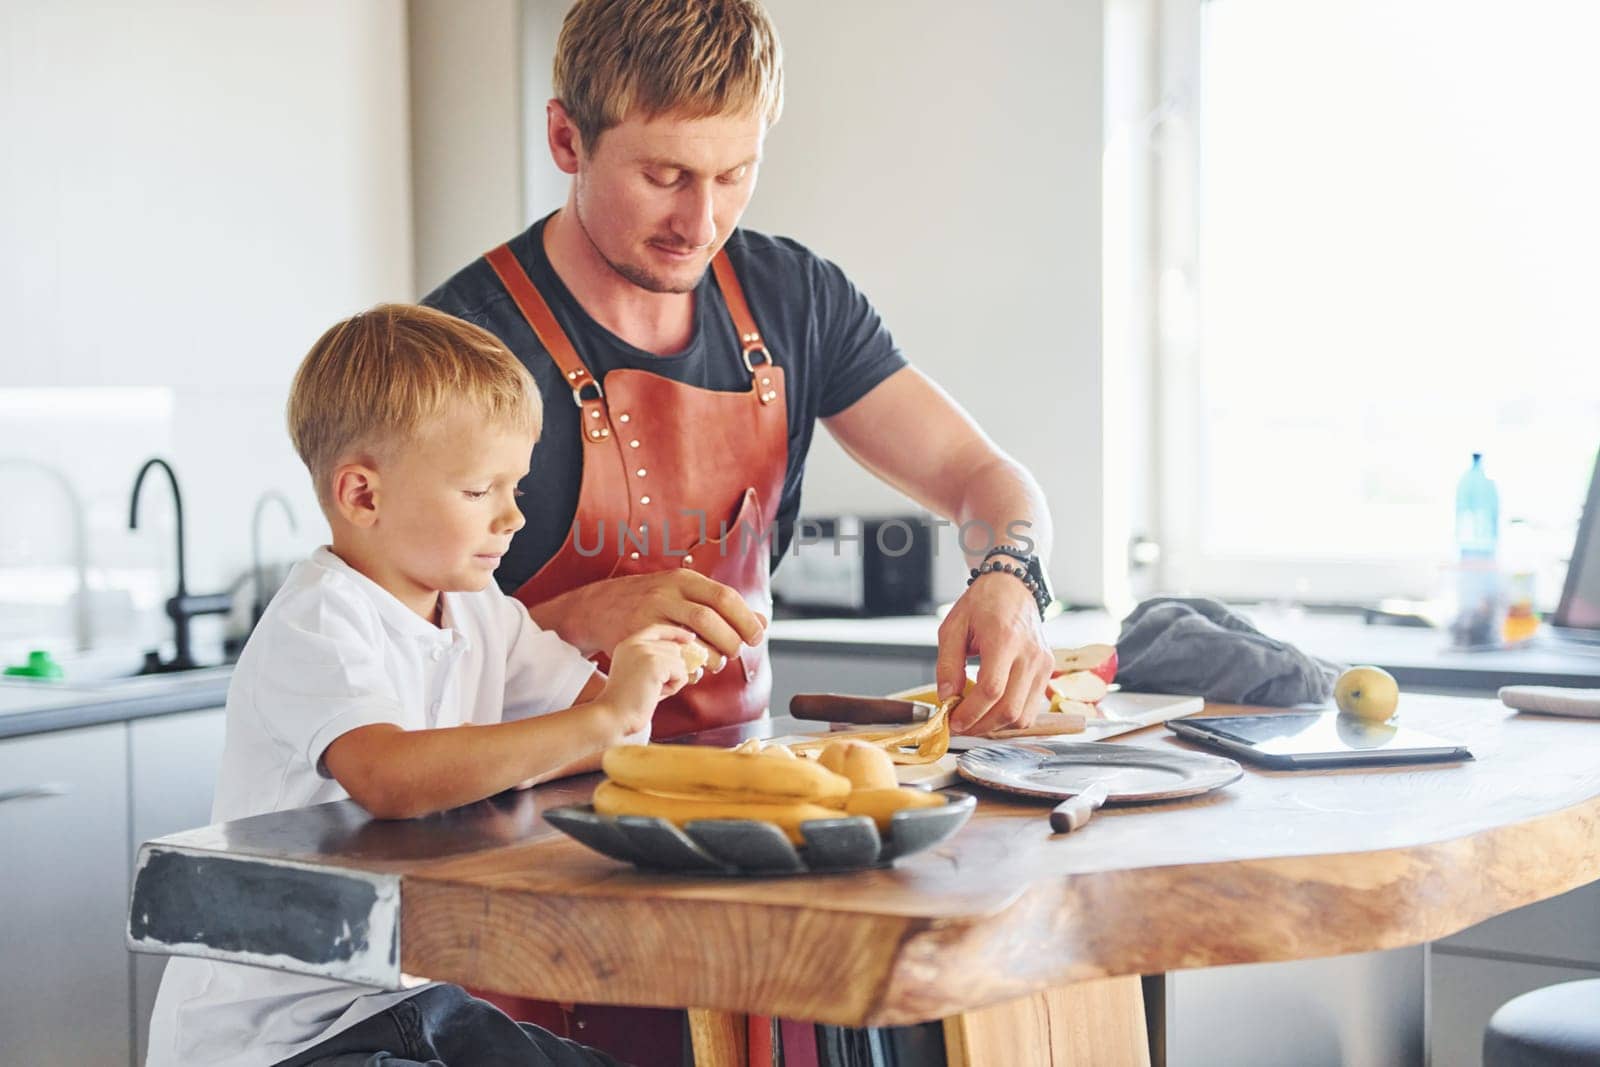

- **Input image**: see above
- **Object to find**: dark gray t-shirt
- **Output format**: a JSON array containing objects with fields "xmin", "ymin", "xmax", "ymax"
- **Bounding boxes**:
[{"xmin": 422, "ymin": 217, "xmax": 907, "ymax": 594}]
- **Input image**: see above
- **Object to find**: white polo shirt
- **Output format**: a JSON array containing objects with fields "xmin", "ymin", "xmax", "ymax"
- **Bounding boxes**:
[{"xmin": 144, "ymin": 546, "xmax": 597, "ymax": 1067}]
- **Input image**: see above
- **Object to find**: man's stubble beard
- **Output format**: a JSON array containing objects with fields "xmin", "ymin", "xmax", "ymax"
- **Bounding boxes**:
[{"xmin": 574, "ymin": 198, "xmax": 709, "ymax": 295}]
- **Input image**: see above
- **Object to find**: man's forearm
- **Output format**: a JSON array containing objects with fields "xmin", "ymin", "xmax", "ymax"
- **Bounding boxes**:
[{"xmin": 953, "ymin": 454, "xmax": 1053, "ymax": 567}]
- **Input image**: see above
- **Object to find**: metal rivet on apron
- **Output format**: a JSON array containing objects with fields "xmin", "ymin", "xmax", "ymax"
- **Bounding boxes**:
[
  {"xmin": 629, "ymin": 439, "xmax": 640, "ymax": 448},
  {"xmin": 761, "ymin": 377, "xmax": 771, "ymax": 386},
  {"xmin": 683, "ymin": 555, "xmax": 693, "ymax": 566},
  {"xmin": 630, "ymin": 551, "xmax": 640, "ymax": 560},
  {"xmin": 619, "ymin": 413, "xmax": 631, "ymax": 423},
  {"xmin": 640, "ymin": 495, "xmax": 651, "ymax": 505},
  {"xmin": 636, "ymin": 468, "xmax": 647, "ymax": 477},
  {"xmin": 588, "ymin": 409, "xmax": 599, "ymax": 418}
]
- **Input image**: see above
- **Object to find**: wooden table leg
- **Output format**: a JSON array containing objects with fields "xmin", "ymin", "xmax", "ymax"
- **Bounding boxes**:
[
  {"xmin": 943, "ymin": 975, "xmax": 1151, "ymax": 1067},
  {"xmin": 688, "ymin": 1008, "xmax": 748, "ymax": 1067}
]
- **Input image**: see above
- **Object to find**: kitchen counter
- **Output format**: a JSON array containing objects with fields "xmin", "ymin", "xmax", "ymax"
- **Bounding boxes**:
[
  {"xmin": 0, "ymin": 667, "xmax": 232, "ymax": 740},
  {"xmin": 8, "ymin": 608, "xmax": 1593, "ymax": 741},
  {"xmin": 770, "ymin": 609, "xmax": 1600, "ymax": 693}
]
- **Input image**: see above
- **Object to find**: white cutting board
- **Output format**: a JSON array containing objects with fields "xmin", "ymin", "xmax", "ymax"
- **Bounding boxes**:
[{"xmin": 947, "ymin": 690, "xmax": 1205, "ymax": 750}]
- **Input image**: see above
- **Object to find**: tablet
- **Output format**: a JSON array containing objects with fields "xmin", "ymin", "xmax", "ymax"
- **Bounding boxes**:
[{"xmin": 1167, "ymin": 712, "xmax": 1473, "ymax": 768}]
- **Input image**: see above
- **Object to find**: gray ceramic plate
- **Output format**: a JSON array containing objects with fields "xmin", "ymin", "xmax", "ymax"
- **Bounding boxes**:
[
  {"xmin": 957, "ymin": 740, "xmax": 1242, "ymax": 803},
  {"xmin": 543, "ymin": 790, "xmax": 975, "ymax": 876}
]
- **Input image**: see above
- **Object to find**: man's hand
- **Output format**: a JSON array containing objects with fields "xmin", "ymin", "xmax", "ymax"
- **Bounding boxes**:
[
  {"xmin": 531, "ymin": 570, "xmax": 767, "ymax": 666},
  {"xmin": 597, "ymin": 624, "xmax": 698, "ymax": 736},
  {"xmin": 935, "ymin": 573, "xmax": 1053, "ymax": 735}
]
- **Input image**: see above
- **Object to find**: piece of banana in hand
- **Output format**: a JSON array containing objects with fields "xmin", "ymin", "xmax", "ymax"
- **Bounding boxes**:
[{"xmin": 681, "ymin": 640, "xmax": 710, "ymax": 677}]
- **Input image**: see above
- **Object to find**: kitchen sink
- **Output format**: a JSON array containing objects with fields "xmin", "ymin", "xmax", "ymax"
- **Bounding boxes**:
[{"xmin": 0, "ymin": 649, "xmax": 233, "ymax": 691}]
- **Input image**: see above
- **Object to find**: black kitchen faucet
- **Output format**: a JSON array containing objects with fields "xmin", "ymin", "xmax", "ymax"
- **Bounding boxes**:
[{"xmin": 128, "ymin": 457, "xmax": 234, "ymax": 673}]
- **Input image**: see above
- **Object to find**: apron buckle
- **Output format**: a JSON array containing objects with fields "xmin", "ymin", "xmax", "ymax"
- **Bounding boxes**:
[{"xmin": 741, "ymin": 344, "xmax": 772, "ymax": 373}]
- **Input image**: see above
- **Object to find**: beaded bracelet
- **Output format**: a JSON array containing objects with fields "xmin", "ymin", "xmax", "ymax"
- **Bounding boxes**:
[{"xmin": 967, "ymin": 559, "xmax": 1049, "ymax": 619}]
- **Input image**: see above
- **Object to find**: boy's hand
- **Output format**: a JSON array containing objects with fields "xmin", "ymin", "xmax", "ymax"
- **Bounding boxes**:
[{"xmin": 598, "ymin": 624, "xmax": 700, "ymax": 735}]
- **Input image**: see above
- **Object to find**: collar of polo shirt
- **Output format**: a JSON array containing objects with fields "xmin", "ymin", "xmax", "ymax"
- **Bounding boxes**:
[{"xmin": 309, "ymin": 546, "xmax": 471, "ymax": 655}]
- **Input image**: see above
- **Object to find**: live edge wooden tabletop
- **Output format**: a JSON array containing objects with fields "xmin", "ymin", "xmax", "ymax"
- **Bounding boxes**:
[{"xmin": 395, "ymin": 695, "xmax": 1600, "ymax": 1027}]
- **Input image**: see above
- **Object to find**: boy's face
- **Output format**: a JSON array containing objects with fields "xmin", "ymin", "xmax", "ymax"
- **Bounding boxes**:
[
  {"xmin": 368, "ymin": 407, "xmax": 532, "ymax": 610},
  {"xmin": 569, "ymin": 107, "xmax": 766, "ymax": 294}
]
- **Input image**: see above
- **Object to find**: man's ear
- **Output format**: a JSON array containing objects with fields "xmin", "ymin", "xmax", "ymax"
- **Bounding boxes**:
[
  {"xmin": 547, "ymin": 98, "xmax": 583, "ymax": 175},
  {"xmin": 331, "ymin": 462, "xmax": 380, "ymax": 529}
]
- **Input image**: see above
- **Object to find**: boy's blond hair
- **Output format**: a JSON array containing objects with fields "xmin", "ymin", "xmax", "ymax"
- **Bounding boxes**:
[
  {"xmin": 554, "ymin": 0, "xmax": 784, "ymax": 151},
  {"xmin": 287, "ymin": 304, "xmax": 540, "ymax": 505}
]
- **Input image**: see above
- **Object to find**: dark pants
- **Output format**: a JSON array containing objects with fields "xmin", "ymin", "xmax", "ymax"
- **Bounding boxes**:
[{"xmin": 271, "ymin": 984, "xmax": 628, "ymax": 1067}]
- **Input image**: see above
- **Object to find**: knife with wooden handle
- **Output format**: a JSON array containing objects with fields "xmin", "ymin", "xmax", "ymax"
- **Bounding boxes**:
[
  {"xmin": 1050, "ymin": 781, "xmax": 1110, "ymax": 833},
  {"xmin": 789, "ymin": 693, "xmax": 935, "ymax": 724}
]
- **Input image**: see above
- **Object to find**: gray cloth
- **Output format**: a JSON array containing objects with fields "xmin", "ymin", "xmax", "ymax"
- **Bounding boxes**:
[{"xmin": 1116, "ymin": 597, "xmax": 1342, "ymax": 706}]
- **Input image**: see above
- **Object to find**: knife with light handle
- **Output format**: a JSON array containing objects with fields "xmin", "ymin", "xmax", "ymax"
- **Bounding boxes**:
[{"xmin": 1049, "ymin": 782, "xmax": 1110, "ymax": 833}]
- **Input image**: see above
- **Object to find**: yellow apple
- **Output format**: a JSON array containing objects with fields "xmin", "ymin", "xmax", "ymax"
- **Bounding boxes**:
[{"xmin": 1333, "ymin": 666, "xmax": 1400, "ymax": 723}]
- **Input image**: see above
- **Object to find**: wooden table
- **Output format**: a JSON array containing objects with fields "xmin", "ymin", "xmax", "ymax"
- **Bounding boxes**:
[{"xmin": 128, "ymin": 695, "xmax": 1600, "ymax": 1065}]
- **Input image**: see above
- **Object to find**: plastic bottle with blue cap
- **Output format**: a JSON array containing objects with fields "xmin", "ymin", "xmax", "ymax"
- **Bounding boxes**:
[{"xmin": 1451, "ymin": 453, "xmax": 1502, "ymax": 647}]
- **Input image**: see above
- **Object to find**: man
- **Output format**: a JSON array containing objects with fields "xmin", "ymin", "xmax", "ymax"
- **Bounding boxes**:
[
  {"xmin": 425, "ymin": 0, "xmax": 1054, "ymax": 741},
  {"xmin": 423, "ymin": 1, "xmax": 1057, "ymax": 1060}
]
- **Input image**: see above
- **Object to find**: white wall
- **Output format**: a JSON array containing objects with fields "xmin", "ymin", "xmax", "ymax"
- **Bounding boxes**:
[
  {"xmin": 0, "ymin": 2, "xmax": 412, "ymax": 658},
  {"xmin": 520, "ymin": 0, "xmax": 1110, "ymax": 605},
  {"xmin": 410, "ymin": 0, "xmax": 525, "ymax": 295}
]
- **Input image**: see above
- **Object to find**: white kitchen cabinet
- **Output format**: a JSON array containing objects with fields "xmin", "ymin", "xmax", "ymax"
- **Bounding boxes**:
[
  {"xmin": 1165, "ymin": 948, "xmax": 1425, "ymax": 1067},
  {"xmin": 769, "ymin": 648, "xmax": 934, "ymax": 719},
  {"xmin": 0, "ymin": 723, "xmax": 132, "ymax": 1067},
  {"xmin": 1428, "ymin": 951, "xmax": 1600, "ymax": 1067},
  {"xmin": 1427, "ymin": 879, "xmax": 1600, "ymax": 1066},
  {"xmin": 128, "ymin": 706, "xmax": 228, "ymax": 1065}
]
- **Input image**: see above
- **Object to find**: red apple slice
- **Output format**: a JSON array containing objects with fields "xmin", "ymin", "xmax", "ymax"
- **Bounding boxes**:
[
  {"xmin": 1051, "ymin": 643, "xmax": 1117, "ymax": 685},
  {"xmin": 1046, "ymin": 670, "xmax": 1109, "ymax": 705}
]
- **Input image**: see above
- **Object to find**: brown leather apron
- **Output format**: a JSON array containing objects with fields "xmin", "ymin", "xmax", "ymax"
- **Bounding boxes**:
[
  {"xmin": 485, "ymin": 243, "xmax": 786, "ymax": 739},
  {"xmin": 475, "ymin": 242, "xmax": 790, "ymax": 1065}
]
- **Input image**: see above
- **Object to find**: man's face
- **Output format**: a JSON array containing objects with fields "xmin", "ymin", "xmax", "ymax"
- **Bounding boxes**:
[{"xmin": 572, "ymin": 109, "xmax": 765, "ymax": 294}]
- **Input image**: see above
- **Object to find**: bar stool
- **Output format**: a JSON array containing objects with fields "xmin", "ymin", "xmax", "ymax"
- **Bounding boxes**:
[{"xmin": 1484, "ymin": 978, "xmax": 1600, "ymax": 1066}]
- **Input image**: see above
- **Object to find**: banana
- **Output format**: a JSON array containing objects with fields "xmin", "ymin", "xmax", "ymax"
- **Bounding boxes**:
[
  {"xmin": 682, "ymin": 641, "xmax": 710, "ymax": 676},
  {"xmin": 592, "ymin": 780, "xmax": 841, "ymax": 844},
  {"xmin": 818, "ymin": 740, "xmax": 898, "ymax": 790},
  {"xmin": 843, "ymin": 787, "xmax": 947, "ymax": 832},
  {"xmin": 602, "ymin": 743, "xmax": 851, "ymax": 804}
]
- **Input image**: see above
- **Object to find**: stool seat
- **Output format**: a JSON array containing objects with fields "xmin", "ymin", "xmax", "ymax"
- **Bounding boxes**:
[{"xmin": 1485, "ymin": 978, "xmax": 1600, "ymax": 1066}]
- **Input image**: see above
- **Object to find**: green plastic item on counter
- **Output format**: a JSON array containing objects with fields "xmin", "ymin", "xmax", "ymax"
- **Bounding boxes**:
[{"xmin": 4, "ymin": 650, "xmax": 64, "ymax": 680}]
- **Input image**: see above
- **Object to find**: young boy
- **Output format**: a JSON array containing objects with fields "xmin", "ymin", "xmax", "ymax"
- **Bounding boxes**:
[{"xmin": 144, "ymin": 304, "xmax": 697, "ymax": 1067}]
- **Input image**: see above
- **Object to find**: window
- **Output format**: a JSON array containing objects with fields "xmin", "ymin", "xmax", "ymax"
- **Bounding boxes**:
[{"xmin": 1156, "ymin": 0, "xmax": 1600, "ymax": 605}]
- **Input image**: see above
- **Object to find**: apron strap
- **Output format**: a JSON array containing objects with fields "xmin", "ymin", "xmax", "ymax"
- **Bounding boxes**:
[
  {"xmin": 486, "ymin": 241, "xmax": 780, "ymax": 420},
  {"xmin": 711, "ymin": 250, "xmax": 780, "ymax": 406},
  {"xmin": 484, "ymin": 244, "xmax": 613, "ymax": 445}
]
